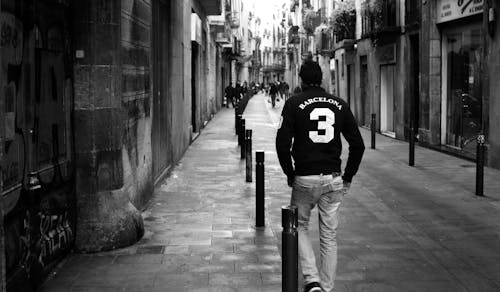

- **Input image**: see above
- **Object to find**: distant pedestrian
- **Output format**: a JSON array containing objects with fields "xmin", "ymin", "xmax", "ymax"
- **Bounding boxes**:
[
  {"xmin": 276, "ymin": 60, "xmax": 365, "ymax": 292},
  {"xmin": 293, "ymin": 86, "xmax": 302, "ymax": 94},
  {"xmin": 224, "ymin": 83, "xmax": 236, "ymax": 108},
  {"xmin": 235, "ymin": 82, "xmax": 243, "ymax": 104},
  {"xmin": 282, "ymin": 81, "xmax": 290, "ymax": 101},
  {"xmin": 242, "ymin": 81, "xmax": 249, "ymax": 95},
  {"xmin": 269, "ymin": 82, "xmax": 278, "ymax": 108}
]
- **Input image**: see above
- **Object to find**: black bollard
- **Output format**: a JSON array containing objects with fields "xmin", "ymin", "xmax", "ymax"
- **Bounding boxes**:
[
  {"xmin": 240, "ymin": 119, "xmax": 246, "ymax": 160},
  {"xmin": 246, "ymin": 130, "xmax": 253, "ymax": 182},
  {"xmin": 239, "ymin": 119, "xmax": 246, "ymax": 151},
  {"xmin": 409, "ymin": 120, "xmax": 415, "ymax": 166},
  {"xmin": 476, "ymin": 134, "xmax": 485, "ymax": 196},
  {"xmin": 282, "ymin": 205, "xmax": 298, "ymax": 292},
  {"xmin": 371, "ymin": 113, "xmax": 376, "ymax": 149},
  {"xmin": 237, "ymin": 114, "xmax": 243, "ymax": 145},
  {"xmin": 235, "ymin": 105, "xmax": 240, "ymax": 135},
  {"xmin": 256, "ymin": 151, "xmax": 265, "ymax": 227}
]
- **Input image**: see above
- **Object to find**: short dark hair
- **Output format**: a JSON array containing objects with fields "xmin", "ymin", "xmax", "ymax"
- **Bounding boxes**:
[{"xmin": 299, "ymin": 60, "xmax": 322, "ymax": 85}]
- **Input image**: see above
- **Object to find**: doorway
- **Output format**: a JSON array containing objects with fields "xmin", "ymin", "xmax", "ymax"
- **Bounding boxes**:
[
  {"xmin": 152, "ymin": 0, "xmax": 172, "ymax": 180},
  {"xmin": 442, "ymin": 24, "xmax": 483, "ymax": 156},
  {"xmin": 380, "ymin": 64, "xmax": 396, "ymax": 136},
  {"xmin": 360, "ymin": 56, "xmax": 368, "ymax": 126},
  {"xmin": 191, "ymin": 41, "xmax": 199, "ymax": 133}
]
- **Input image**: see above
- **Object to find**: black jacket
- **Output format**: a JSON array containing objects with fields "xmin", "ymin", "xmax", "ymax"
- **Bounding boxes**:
[{"xmin": 276, "ymin": 87, "xmax": 365, "ymax": 182}]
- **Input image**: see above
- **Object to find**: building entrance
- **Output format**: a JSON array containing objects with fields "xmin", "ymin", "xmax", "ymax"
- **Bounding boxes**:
[
  {"xmin": 442, "ymin": 24, "xmax": 483, "ymax": 156},
  {"xmin": 380, "ymin": 64, "xmax": 396, "ymax": 136}
]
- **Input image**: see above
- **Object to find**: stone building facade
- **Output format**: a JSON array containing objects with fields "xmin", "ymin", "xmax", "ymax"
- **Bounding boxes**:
[
  {"xmin": 0, "ymin": 0, "xmax": 223, "ymax": 290},
  {"xmin": 285, "ymin": 0, "xmax": 499, "ymax": 169},
  {"xmin": 419, "ymin": 0, "xmax": 499, "ymax": 167}
]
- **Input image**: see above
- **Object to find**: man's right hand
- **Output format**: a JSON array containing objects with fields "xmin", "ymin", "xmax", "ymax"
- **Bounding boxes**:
[{"xmin": 287, "ymin": 175, "xmax": 294, "ymax": 187}]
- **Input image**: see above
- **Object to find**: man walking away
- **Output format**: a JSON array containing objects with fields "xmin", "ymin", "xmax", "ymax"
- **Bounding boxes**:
[
  {"xmin": 276, "ymin": 60, "xmax": 365, "ymax": 292},
  {"xmin": 269, "ymin": 82, "xmax": 278, "ymax": 108}
]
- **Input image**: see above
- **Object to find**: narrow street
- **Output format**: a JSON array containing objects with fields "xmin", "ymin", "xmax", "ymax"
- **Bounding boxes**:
[{"xmin": 40, "ymin": 93, "xmax": 500, "ymax": 292}]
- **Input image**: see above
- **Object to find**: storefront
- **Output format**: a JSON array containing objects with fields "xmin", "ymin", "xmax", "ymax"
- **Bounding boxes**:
[{"xmin": 438, "ymin": 0, "xmax": 484, "ymax": 157}]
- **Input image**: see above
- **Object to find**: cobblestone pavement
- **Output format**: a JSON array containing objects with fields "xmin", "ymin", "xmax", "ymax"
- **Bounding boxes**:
[{"xmin": 40, "ymin": 93, "xmax": 500, "ymax": 292}]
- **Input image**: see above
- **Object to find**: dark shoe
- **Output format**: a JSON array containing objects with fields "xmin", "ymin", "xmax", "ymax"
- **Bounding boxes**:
[{"xmin": 304, "ymin": 282, "xmax": 322, "ymax": 292}]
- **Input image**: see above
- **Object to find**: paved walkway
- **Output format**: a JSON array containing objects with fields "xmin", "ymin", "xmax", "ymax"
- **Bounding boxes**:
[{"xmin": 40, "ymin": 93, "xmax": 500, "ymax": 292}]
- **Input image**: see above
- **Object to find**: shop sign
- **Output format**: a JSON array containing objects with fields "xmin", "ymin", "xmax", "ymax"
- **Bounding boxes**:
[{"xmin": 437, "ymin": 0, "xmax": 484, "ymax": 23}]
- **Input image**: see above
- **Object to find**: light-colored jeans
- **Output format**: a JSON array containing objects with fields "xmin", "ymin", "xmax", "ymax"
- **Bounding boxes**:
[{"xmin": 291, "ymin": 173, "xmax": 345, "ymax": 292}]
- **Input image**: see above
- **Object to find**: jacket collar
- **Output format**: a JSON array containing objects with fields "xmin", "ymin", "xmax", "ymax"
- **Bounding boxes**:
[{"xmin": 302, "ymin": 86, "xmax": 325, "ymax": 93}]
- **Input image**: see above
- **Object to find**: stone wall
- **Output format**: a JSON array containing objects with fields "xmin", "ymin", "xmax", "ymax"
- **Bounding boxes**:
[
  {"xmin": 486, "ymin": 1, "xmax": 500, "ymax": 168},
  {"xmin": 170, "ymin": 0, "xmax": 191, "ymax": 161},
  {"xmin": 73, "ymin": 0, "xmax": 144, "ymax": 252},
  {"xmin": 121, "ymin": 0, "xmax": 154, "ymax": 210},
  {"xmin": 419, "ymin": 0, "xmax": 441, "ymax": 144}
]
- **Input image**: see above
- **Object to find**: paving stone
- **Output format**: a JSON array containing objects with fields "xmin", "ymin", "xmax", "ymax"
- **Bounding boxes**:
[{"xmin": 208, "ymin": 273, "xmax": 262, "ymax": 287}]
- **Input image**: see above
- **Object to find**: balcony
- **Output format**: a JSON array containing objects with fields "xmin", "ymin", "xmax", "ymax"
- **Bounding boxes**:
[
  {"xmin": 301, "ymin": 37, "xmax": 311, "ymax": 57},
  {"xmin": 315, "ymin": 26, "xmax": 334, "ymax": 54},
  {"xmin": 262, "ymin": 63, "xmax": 285, "ymax": 73},
  {"xmin": 288, "ymin": 26, "xmax": 300, "ymax": 44},
  {"xmin": 330, "ymin": 1, "xmax": 356, "ymax": 43},
  {"xmin": 215, "ymin": 32, "xmax": 230, "ymax": 44},
  {"xmin": 233, "ymin": 38, "xmax": 241, "ymax": 55},
  {"xmin": 200, "ymin": 0, "xmax": 222, "ymax": 15},
  {"xmin": 303, "ymin": 8, "xmax": 321, "ymax": 36},
  {"xmin": 227, "ymin": 11, "xmax": 240, "ymax": 29},
  {"xmin": 252, "ymin": 49, "xmax": 262, "ymax": 66},
  {"xmin": 290, "ymin": 0, "xmax": 299, "ymax": 12},
  {"xmin": 361, "ymin": 0, "xmax": 400, "ymax": 39}
]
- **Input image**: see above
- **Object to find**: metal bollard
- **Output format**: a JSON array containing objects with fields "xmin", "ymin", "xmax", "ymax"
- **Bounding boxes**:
[
  {"xmin": 239, "ymin": 119, "xmax": 246, "ymax": 151},
  {"xmin": 256, "ymin": 151, "xmax": 265, "ymax": 227},
  {"xmin": 282, "ymin": 205, "xmax": 298, "ymax": 292},
  {"xmin": 476, "ymin": 134, "xmax": 485, "ymax": 196},
  {"xmin": 237, "ymin": 115, "xmax": 243, "ymax": 145},
  {"xmin": 240, "ymin": 122, "xmax": 246, "ymax": 160},
  {"xmin": 371, "ymin": 113, "xmax": 376, "ymax": 149},
  {"xmin": 246, "ymin": 130, "xmax": 253, "ymax": 182},
  {"xmin": 235, "ymin": 105, "xmax": 240, "ymax": 135},
  {"xmin": 409, "ymin": 119, "xmax": 415, "ymax": 167}
]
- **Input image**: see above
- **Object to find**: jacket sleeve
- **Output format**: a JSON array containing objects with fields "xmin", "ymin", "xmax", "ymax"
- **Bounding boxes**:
[
  {"xmin": 341, "ymin": 106, "xmax": 365, "ymax": 182},
  {"xmin": 276, "ymin": 101, "xmax": 295, "ymax": 178}
]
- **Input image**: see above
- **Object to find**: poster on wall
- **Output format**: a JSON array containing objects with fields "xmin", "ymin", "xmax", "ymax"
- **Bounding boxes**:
[{"xmin": 437, "ymin": 0, "xmax": 484, "ymax": 23}]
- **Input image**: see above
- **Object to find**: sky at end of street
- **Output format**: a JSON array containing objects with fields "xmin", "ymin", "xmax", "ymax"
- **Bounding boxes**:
[{"xmin": 250, "ymin": 0, "xmax": 286, "ymax": 21}]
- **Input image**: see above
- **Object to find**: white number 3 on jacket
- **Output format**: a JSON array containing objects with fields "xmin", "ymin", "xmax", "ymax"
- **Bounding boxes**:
[{"xmin": 309, "ymin": 108, "xmax": 335, "ymax": 143}]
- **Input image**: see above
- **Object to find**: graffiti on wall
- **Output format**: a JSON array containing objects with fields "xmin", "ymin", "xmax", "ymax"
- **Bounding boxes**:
[
  {"xmin": 38, "ymin": 211, "xmax": 73, "ymax": 267},
  {"xmin": 2, "ymin": 1, "xmax": 76, "ymax": 289},
  {"xmin": 1, "ymin": 11, "xmax": 24, "ymax": 194}
]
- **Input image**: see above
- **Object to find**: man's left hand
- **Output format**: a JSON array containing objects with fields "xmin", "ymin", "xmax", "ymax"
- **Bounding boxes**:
[{"xmin": 342, "ymin": 181, "xmax": 351, "ymax": 195}]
